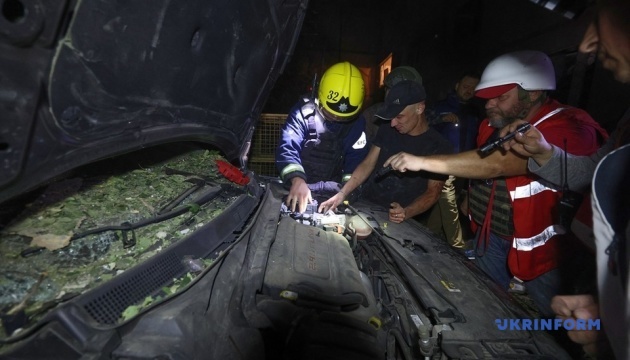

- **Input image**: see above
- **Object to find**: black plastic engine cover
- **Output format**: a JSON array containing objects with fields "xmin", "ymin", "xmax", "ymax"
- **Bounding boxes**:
[{"xmin": 262, "ymin": 217, "xmax": 369, "ymax": 313}]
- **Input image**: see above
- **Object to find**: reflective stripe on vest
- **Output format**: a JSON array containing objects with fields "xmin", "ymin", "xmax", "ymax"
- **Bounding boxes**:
[
  {"xmin": 513, "ymin": 224, "xmax": 566, "ymax": 251},
  {"xmin": 507, "ymin": 107, "xmax": 568, "ymax": 250},
  {"xmin": 509, "ymin": 180, "xmax": 561, "ymax": 200}
]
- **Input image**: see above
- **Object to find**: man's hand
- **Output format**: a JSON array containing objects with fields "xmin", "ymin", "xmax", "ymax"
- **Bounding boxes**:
[
  {"xmin": 318, "ymin": 192, "xmax": 345, "ymax": 213},
  {"xmin": 383, "ymin": 152, "xmax": 424, "ymax": 173},
  {"xmin": 499, "ymin": 120, "xmax": 554, "ymax": 166},
  {"xmin": 287, "ymin": 177, "xmax": 312, "ymax": 213},
  {"xmin": 441, "ymin": 113, "xmax": 459, "ymax": 124},
  {"xmin": 551, "ymin": 294, "xmax": 600, "ymax": 355},
  {"xmin": 389, "ymin": 202, "xmax": 406, "ymax": 223}
]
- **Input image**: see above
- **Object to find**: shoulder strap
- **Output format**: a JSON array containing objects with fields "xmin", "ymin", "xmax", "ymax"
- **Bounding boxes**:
[
  {"xmin": 532, "ymin": 107, "xmax": 565, "ymax": 127},
  {"xmin": 299, "ymin": 98, "xmax": 319, "ymax": 142}
]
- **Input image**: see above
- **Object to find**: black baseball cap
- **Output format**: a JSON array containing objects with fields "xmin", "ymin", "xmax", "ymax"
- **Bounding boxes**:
[{"xmin": 375, "ymin": 80, "xmax": 426, "ymax": 120}]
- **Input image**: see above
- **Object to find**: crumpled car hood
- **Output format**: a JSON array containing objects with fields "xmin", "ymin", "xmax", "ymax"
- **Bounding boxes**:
[{"xmin": 0, "ymin": 0, "xmax": 307, "ymax": 204}]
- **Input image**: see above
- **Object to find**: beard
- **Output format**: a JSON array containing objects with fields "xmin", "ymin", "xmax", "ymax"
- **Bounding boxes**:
[{"xmin": 486, "ymin": 99, "xmax": 531, "ymax": 128}]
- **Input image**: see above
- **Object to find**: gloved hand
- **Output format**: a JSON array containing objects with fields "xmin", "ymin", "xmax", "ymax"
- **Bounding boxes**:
[{"xmin": 307, "ymin": 181, "xmax": 342, "ymax": 193}]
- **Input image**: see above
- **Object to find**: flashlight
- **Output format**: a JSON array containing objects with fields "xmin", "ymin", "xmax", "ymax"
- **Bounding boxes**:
[
  {"xmin": 479, "ymin": 123, "xmax": 531, "ymax": 155},
  {"xmin": 375, "ymin": 165, "xmax": 393, "ymax": 178}
]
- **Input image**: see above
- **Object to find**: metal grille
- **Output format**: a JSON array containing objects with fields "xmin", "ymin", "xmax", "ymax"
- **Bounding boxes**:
[
  {"xmin": 83, "ymin": 252, "xmax": 182, "ymax": 325},
  {"xmin": 249, "ymin": 113, "xmax": 286, "ymax": 177},
  {"xmin": 249, "ymin": 161, "xmax": 279, "ymax": 177}
]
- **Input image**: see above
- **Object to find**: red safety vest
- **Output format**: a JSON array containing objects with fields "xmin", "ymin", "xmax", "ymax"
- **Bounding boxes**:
[{"xmin": 472, "ymin": 99, "xmax": 607, "ymax": 280}]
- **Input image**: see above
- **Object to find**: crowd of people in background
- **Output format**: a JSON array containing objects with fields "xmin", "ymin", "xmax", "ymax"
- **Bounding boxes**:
[{"xmin": 275, "ymin": 0, "xmax": 630, "ymax": 358}]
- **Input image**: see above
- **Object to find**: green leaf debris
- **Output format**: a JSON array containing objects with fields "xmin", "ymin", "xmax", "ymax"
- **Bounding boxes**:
[{"xmin": 0, "ymin": 149, "xmax": 241, "ymax": 339}]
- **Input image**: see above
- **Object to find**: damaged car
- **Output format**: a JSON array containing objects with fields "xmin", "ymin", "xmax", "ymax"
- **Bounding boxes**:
[{"xmin": 0, "ymin": 0, "xmax": 574, "ymax": 359}]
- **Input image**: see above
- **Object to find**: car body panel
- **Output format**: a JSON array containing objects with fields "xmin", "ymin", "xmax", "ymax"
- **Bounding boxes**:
[{"xmin": 0, "ymin": 0, "xmax": 307, "ymax": 204}]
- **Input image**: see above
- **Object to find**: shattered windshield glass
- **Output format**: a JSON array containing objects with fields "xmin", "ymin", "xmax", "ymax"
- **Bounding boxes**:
[{"xmin": 0, "ymin": 148, "xmax": 243, "ymax": 339}]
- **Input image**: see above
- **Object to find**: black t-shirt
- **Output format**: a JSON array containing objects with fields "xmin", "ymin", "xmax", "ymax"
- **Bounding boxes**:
[{"xmin": 363, "ymin": 124, "xmax": 452, "ymax": 208}]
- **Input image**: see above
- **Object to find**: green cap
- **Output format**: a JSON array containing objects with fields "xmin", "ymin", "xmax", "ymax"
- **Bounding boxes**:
[{"xmin": 384, "ymin": 66, "xmax": 423, "ymax": 88}]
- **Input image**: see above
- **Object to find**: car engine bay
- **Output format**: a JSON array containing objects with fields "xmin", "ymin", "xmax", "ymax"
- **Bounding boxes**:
[{"xmin": 0, "ymin": 146, "xmax": 572, "ymax": 359}]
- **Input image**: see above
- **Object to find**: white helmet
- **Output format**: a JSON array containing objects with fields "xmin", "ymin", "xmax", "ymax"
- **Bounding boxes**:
[{"xmin": 475, "ymin": 50, "xmax": 556, "ymax": 99}]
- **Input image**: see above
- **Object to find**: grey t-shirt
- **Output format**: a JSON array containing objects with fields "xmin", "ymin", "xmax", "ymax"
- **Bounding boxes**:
[{"xmin": 528, "ymin": 108, "xmax": 629, "ymax": 191}]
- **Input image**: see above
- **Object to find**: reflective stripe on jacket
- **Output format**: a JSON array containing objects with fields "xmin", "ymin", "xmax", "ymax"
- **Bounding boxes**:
[{"xmin": 276, "ymin": 98, "xmax": 369, "ymax": 183}]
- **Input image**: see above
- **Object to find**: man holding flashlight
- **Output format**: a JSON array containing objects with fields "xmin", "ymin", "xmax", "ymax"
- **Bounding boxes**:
[
  {"xmin": 382, "ymin": 50, "xmax": 607, "ymax": 317},
  {"xmin": 499, "ymin": 0, "xmax": 630, "ymax": 356}
]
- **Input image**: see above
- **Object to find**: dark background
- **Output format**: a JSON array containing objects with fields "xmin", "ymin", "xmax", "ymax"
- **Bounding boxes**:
[{"xmin": 263, "ymin": 0, "xmax": 630, "ymax": 133}]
